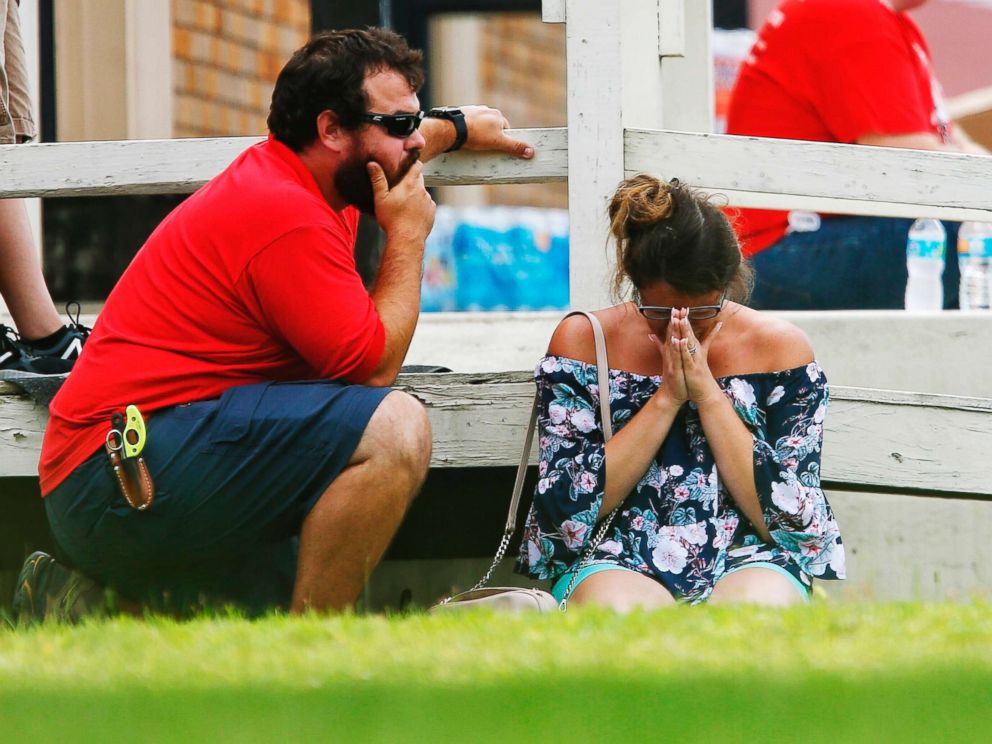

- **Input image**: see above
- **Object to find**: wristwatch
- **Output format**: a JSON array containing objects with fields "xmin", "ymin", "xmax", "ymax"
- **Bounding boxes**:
[{"xmin": 426, "ymin": 107, "xmax": 468, "ymax": 153}]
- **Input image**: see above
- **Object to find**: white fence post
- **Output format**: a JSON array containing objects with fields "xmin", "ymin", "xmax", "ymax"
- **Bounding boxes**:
[
  {"xmin": 541, "ymin": 0, "xmax": 565, "ymax": 23},
  {"xmin": 561, "ymin": 0, "xmax": 668, "ymax": 309},
  {"xmin": 657, "ymin": 0, "xmax": 685, "ymax": 57},
  {"xmin": 660, "ymin": 1, "xmax": 714, "ymax": 133},
  {"xmin": 557, "ymin": 0, "xmax": 712, "ymax": 309}
]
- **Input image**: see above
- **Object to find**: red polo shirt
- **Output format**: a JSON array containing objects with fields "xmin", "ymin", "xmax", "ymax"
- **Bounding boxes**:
[
  {"xmin": 725, "ymin": 0, "xmax": 951, "ymax": 255},
  {"xmin": 40, "ymin": 137, "xmax": 385, "ymax": 494}
]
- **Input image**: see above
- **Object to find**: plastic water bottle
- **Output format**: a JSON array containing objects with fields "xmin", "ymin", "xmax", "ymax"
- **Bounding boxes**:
[
  {"xmin": 905, "ymin": 218, "xmax": 946, "ymax": 311},
  {"xmin": 957, "ymin": 221, "xmax": 992, "ymax": 311}
]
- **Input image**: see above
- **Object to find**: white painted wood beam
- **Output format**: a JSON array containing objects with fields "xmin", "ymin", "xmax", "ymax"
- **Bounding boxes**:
[
  {"xmin": 564, "ymin": 1, "xmax": 671, "ymax": 310},
  {"xmin": 541, "ymin": 0, "xmax": 565, "ymax": 23},
  {"xmin": 5, "ymin": 125, "xmax": 992, "ymax": 219},
  {"xmin": 704, "ymin": 190, "xmax": 992, "ymax": 223},
  {"xmin": 823, "ymin": 490, "xmax": 992, "ymax": 601},
  {"xmin": 658, "ymin": 1, "xmax": 713, "ymax": 132},
  {"xmin": 625, "ymin": 129, "xmax": 992, "ymax": 220},
  {"xmin": 3, "ymin": 377, "xmax": 992, "ymax": 498},
  {"xmin": 657, "ymin": 0, "xmax": 685, "ymax": 57},
  {"xmin": 424, "ymin": 128, "xmax": 567, "ymax": 186},
  {"xmin": 564, "ymin": 2, "xmax": 624, "ymax": 310},
  {"xmin": 404, "ymin": 309, "xmax": 992, "ymax": 399},
  {"xmin": 0, "ymin": 128, "xmax": 567, "ymax": 199}
]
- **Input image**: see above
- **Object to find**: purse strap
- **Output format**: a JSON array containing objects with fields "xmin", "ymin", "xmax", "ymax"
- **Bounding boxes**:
[
  {"xmin": 442, "ymin": 311, "xmax": 615, "ymax": 600},
  {"xmin": 507, "ymin": 311, "xmax": 613, "ymax": 532}
]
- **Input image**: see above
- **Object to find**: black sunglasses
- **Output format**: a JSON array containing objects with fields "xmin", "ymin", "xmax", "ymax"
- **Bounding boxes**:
[
  {"xmin": 360, "ymin": 110, "xmax": 425, "ymax": 138},
  {"xmin": 638, "ymin": 292, "xmax": 726, "ymax": 321}
]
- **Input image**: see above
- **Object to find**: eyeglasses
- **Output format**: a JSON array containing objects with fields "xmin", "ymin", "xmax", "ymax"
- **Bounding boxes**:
[
  {"xmin": 360, "ymin": 110, "xmax": 425, "ymax": 138},
  {"xmin": 638, "ymin": 292, "xmax": 726, "ymax": 321}
]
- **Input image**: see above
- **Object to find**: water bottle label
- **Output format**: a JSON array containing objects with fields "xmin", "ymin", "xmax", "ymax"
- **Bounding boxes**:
[
  {"xmin": 907, "ymin": 238, "xmax": 945, "ymax": 260},
  {"xmin": 958, "ymin": 237, "xmax": 992, "ymax": 259}
]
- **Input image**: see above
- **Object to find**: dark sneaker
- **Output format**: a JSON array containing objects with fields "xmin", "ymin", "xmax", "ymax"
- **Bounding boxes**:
[
  {"xmin": 0, "ymin": 324, "xmax": 34, "ymax": 373},
  {"xmin": 0, "ymin": 302, "xmax": 90, "ymax": 377},
  {"xmin": 12, "ymin": 551, "xmax": 108, "ymax": 625}
]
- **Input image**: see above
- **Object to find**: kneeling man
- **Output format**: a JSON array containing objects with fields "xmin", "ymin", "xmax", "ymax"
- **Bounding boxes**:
[{"xmin": 18, "ymin": 28, "xmax": 533, "ymax": 619}]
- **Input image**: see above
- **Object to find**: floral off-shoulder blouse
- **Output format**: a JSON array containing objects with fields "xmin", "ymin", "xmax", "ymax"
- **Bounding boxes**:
[{"xmin": 514, "ymin": 355, "xmax": 846, "ymax": 603}]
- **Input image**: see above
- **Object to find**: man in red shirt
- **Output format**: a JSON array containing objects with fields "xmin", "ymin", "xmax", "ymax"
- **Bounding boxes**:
[
  {"xmin": 726, "ymin": 0, "xmax": 988, "ymax": 309},
  {"xmin": 15, "ymin": 28, "xmax": 534, "ymax": 621}
]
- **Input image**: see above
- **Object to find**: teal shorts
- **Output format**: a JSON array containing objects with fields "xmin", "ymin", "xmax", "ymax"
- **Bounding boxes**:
[{"xmin": 551, "ymin": 561, "xmax": 812, "ymax": 603}]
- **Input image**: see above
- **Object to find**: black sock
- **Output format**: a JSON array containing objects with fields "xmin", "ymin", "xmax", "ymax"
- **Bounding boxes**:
[{"xmin": 24, "ymin": 326, "xmax": 70, "ymax": 351}]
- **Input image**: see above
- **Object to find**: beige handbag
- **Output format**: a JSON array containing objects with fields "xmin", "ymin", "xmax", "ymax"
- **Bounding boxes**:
[{"xmin": 431, "ymin": 311, "xmax": 619, "ymax": 613}]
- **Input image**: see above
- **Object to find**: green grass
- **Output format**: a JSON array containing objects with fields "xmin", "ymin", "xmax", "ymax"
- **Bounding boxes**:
[{"xmin": 1, "ymin": 603, "xmax": 990, "ymax": 743}]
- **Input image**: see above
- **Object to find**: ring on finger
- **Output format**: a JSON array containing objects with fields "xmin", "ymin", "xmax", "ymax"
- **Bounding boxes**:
[{"xmin": 687, "ymin": 344, "xmax": 698, "ymax": 356}]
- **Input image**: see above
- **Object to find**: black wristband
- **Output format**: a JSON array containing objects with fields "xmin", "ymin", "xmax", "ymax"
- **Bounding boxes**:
[{"xmin": 426, "ymin": 107, "xmax": 468, "ymax": 153}]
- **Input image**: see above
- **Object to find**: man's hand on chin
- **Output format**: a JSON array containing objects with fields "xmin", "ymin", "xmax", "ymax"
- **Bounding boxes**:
[{"xmin": 367, "ymin": 160, "xmax": 436, "ymax": 244}]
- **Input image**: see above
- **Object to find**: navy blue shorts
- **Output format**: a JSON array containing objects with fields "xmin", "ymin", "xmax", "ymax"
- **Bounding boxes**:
[{"xmin": 45, "ymin": 380, "xmax": 391, "ymax": 613}]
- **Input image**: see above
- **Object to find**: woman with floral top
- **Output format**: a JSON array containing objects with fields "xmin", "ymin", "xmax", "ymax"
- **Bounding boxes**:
[{"xmin": 515, "ymin": 175, "xmax": 846, "ymax": 610}]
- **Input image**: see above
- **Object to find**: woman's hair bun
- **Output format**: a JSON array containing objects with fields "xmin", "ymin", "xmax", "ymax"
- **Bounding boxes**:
[
  {"xmin": 607, "ymin": 173, "xmax": 749, "ymax": 302},
  {"xmin": 608, "ymin": 174, "xmax": 675, "ymax": 243}
]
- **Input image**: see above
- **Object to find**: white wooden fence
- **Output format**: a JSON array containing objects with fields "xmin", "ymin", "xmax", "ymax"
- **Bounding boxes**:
[{"xmin": 1, "ymin": 0, "xmax": 991, "ymax": 601}]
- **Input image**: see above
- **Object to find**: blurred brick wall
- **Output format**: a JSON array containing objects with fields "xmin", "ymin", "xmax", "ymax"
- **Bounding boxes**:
[
  {"xmin": 478, "ymin": 14, "xmax": 566, "ymax": 209},
  {"xmin": 172, "ymin": 0, "xmax": 310, "ymax": 138}
]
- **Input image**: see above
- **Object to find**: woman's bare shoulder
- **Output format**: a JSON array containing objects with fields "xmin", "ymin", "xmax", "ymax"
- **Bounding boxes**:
[
  {"xmin": 546, "ymin": 305, "xmax": 632, "ymax": 364},
  {"xmin": 733, "ymin": 307, "xmax": 815, "ymax": 371}
]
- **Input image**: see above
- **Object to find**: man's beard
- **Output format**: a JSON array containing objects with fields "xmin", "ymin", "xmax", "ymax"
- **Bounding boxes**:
[{"xmin": 334, "ymin": 149, "xmax": 420, "ymax": 216}]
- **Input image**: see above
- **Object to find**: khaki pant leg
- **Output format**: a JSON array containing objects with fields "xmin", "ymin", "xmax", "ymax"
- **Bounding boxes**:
[{"xmin": 0, "ymin": 0, "xmax": 37, "ymax": 144}]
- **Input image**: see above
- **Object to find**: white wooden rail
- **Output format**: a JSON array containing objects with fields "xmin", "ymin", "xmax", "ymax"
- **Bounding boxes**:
[
  {"xmin": 0, "ymin": 129, "xmax": 567, "ymax": 199},
  {"xmin": 404, "ymin": 310, "xmax": 992, "ymax": 398},
  {"xmin": 4, "ymin": 374, "xmax": 991, "ymax": 602},
  {"xmin": 626, "ymin": 129, "xmax": 992, "ymax": 223},
  {"xmin": 3, "ymin": 126, "xmax": 990, "ymax": 216},
  {"xmin": 2, "ymin": 374, "xmax": 990, "ymax": 497},
  {"xmin": 1, "ymin": 0, "xmax": 991, "ymax": 601}
]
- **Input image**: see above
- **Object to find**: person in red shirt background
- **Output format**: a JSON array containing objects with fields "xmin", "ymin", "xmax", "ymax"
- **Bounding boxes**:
[
  {"xmin": 726, "ymin": 0, "xmax": 989, "ymax": 309},
  {"xmin": 14, "ymin": 28, "xmax": 534, "ymax": 622}
]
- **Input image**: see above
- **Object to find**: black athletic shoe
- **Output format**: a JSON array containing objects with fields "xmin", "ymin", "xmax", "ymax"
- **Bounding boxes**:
[
  {"xmin": 0, "ymin": 324, "xmax": 33, "ymax": 372},
  {"xmin": 12, "ymin": 551, "xmax": 108, "ymax": 626},
  {"xmin": 0, "ymin": 302, "xmax": 90, "ymax": 377}
]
